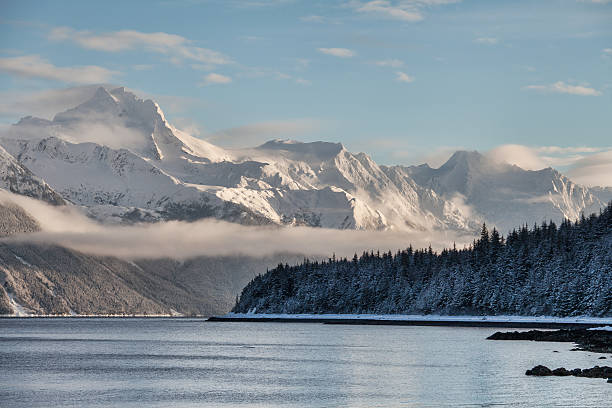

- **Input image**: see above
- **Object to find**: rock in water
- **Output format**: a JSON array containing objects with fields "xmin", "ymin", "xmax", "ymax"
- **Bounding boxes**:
[
  {"xmin": 526, "ymin": 365, "xmax": 552, "ymax": 376},
  {"xmin": 551, "ymin": 368, "xmax": 571, "ymax": 376},
  {"xmin": 526, "ymin": 365, "xmax": 612, "ymax": 379}
]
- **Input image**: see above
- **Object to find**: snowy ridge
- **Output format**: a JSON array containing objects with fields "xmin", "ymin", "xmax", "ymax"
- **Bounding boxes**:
[
  {"xmin": 0, "ymin": 86, "xmax": 608, "ymax": 231},
  {"xmin": 391, "ymin": 151, "xmax": 605, "ymax": 233},
  {"xmin": 0, "ymin": 87, "xmax": 475, "ymax": 230},
  {"xmin": 0, "ymin": 144, "xmax": 65, "ymax": 205}
]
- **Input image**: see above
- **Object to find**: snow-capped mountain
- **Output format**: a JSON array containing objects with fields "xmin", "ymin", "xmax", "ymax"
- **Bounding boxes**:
[
  {"xmin": 0, "ymin": 86, "xmax": 607, "ymax": 233},
  {"xmin": 0, "ymin": 87, "xmax": 473, "ymax": 231},
  {"xmin": 388, "ymin": 151, "xmax": 605, "ymax": 234}
]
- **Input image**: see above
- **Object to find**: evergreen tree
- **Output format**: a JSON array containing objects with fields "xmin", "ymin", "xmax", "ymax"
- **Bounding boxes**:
[{"xmin": 233, "ymin": 203, "xmax": 612, "ymax": 317}]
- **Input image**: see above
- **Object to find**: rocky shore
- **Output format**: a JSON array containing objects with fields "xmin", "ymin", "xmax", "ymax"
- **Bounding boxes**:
[
  {"xmin": 487, "ymin": 328, "xmax": 612, "ymax": 353},
  {"xmin": 526, "ymin": 365, "xmax": 612, "ymax": 382}
]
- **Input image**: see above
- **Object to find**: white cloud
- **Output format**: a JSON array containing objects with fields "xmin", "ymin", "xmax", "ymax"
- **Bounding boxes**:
[
  {"xmin": 396, "ymin": 71, "xmax": 415, "ymax": 82},
  {"xmin": 295, "ymin": 78, "xmax": 312, "ymax": 86},
  {"xmin": 171, "ymin": 117, "xmax": 204, "ymax": 137},
  {"xmin": 0, "ymin": 85, "xmax": 103, "ymax": 120},
  {"xmin": 206, "ymin": 119, "xmax": 321, "ymax": 148},
  {"xmin": 375, "ymin": 59, "xmax": 404, "ymax": 67},
  {"xmin": 487, "ymin": 144, "xmax": 549, "ymax": 170},
  {"xmin": 317, "ymin": 48, "xmax": 356, "ymax": 58},
  {"xmin": 485, "ymin": 144, "xmax": 612, "ymax": 187},
  {"xmin": 0, "ymin": 191, "xmax": 470, "ymax": 260},
  {"xmin": 0, "ymin": 55, "xmax": 118, "ymax": 84},
  {"xmin": 354, "ymin": 0, "xmax": 423, "ymax": 21},
  {"xmin": 1, "ymin": 110, "xmax": 153, "ymax": 153},
  {"xmin": 49, "ymin": 27, "xmax": 231, "ymax": 67},
  {"xmin": 566, "ymin": 150, "xmax": 612, "ymax": 187},
  {"xmin": 201, "ymin": 72, "xmax": 232, "ymax": 85},
  {"xmin": 524, "ymin": 81, "xmax": 602, "ymax": 96},
  {"xmin": 474, "ymin": 37, "xmax": 498, "ymax": 45},
  {"xmin": 348, "ymin": 0, "xmax": 462, "ymax": 22}
]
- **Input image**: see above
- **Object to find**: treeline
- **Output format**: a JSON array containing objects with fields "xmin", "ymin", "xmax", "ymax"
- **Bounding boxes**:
[{"xmin": 233, "ymin": 202, "xmax": 612, "ymax": 317}]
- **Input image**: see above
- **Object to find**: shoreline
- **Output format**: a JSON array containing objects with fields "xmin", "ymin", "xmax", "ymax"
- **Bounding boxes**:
[
  {"xmin": 2, "ymin": 314, "xmax": 610, "ymax": 329},
  {"xmin": 0, "ymin": 314, "xmax": 197, "ymax": 319},
  {"xmin": 207, "ymin": 314, "xmax": 612, "ymax": 329}
]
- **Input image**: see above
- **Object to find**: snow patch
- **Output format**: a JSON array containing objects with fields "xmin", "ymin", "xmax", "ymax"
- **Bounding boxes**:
[{"xmin": 6, "ymin": 292, "xmax": 32, "ymax": 317}]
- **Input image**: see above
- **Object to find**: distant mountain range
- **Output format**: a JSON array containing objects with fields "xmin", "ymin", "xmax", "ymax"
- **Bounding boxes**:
[{"xmin": 2, "ymin": 86, "xmax": 608, "ymax": 233}]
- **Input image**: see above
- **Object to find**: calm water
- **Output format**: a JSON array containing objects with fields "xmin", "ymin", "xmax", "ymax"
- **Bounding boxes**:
[{"xmin": 0, "ymin": 318, "xmax": 610, "ymax": 407}]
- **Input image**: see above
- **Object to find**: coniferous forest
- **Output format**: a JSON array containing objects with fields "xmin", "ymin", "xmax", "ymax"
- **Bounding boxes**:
[{"xmin": 233, "ymin": 203, "xmax": 612, "ymax": 317}]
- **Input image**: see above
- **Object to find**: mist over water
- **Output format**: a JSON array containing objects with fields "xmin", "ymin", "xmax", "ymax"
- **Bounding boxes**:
[
  {"xmin": 1, "ymin": 318, "xmax": 609, "ymax": 408},
  {"xmin": 1, "ymin": 191, "xmax": 472, "ymax": 260}
]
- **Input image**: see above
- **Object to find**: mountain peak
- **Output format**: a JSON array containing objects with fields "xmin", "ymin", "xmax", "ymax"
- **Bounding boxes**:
[
  {"xmin": 15, "ymin": 116, "xmax": 52, "ymax": 127},
  {"xmin": 440, "ymin": 150, "xmax": 485, "ymax": 169},
  {"xmin": 92, "ymin": 86, "xmax": 119, "ymax": 104}
]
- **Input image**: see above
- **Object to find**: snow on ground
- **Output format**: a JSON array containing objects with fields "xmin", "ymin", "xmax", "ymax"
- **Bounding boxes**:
[
  {"xmin": 221, "ymin": 313, "xmax": 612, "ymax": 325},
  {"xmin": 588, "ymin": 326, "xmax": 612, "ymax": 331},
  {"xmin": 6, "ymin": 292, "xmax": 32, "ymax": 317}
]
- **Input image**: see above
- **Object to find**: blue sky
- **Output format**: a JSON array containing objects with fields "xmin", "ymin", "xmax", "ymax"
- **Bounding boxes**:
[{"xmin": 0, "ymin": 0, "xmax": 611, "ymax": 179}]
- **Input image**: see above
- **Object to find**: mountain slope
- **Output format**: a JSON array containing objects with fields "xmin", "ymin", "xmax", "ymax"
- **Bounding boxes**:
[
  {"xmin": 0, "ymin": 194, "xmax": 303, "ymax": 316},
  {"xmin": 0, "ymin": 145, "xmax": 65, "ymax": 206}
]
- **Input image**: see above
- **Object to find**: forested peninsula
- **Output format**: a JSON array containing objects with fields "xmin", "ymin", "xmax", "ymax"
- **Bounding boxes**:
[{"xmin": 233, "ymin": 203, "xmax": 612, "ymax": 317}]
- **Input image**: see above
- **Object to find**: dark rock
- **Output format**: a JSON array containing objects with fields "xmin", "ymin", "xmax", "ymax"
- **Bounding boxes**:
[
  {"xmin": 488, "ymin": 329, "xmax": 612, "ymax": 353},
  {"xmin": 552, "ymin": 367, "xmax": 571, "ymax": 376},
  {"xmin": 598, "ymin": 356, "xmax": 606, "ymax": 359},
  {"xmin": 577, "ymin": 366, "xmax": 612, "ymax": 379},
  {"xmin": 526, "ymin": 365, "xmax": 612, "ymax": 379},
  {"xmin": 526, "ymin": 365, "xmax": 552, "ymax": 376},
  {"xmin": 607, "ymin": 378, "xmax": 612, "ymax": 383}
]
